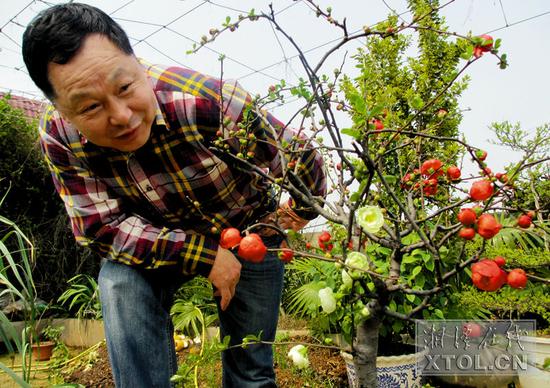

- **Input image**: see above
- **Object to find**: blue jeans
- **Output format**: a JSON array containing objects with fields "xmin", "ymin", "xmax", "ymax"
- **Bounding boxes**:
[{"xmin": 98, "ymin": 235, "xmax": 284, "ymax": 388}]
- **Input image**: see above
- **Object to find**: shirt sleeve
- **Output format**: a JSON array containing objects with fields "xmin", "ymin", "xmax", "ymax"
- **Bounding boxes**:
[
  {"xmin": 38, "ymin": 108, "xmax": 218, "ymax": 277},
  {"xmin": 218, "ymin": 79, "xmax": 327, "ymax": 220}
]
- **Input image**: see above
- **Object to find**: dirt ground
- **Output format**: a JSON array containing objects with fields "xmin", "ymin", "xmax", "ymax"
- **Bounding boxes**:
[{"xmin": 64, "ymin": 339, "xmax": 348, "ymax": 387}]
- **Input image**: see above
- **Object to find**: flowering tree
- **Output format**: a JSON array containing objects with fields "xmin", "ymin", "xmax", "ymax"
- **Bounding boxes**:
[{"xmin": 191, "ymin": 0, "xmax": 549, "ymax": 385}]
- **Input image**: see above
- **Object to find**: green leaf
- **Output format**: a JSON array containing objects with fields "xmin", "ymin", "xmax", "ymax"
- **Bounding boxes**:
[
  {"xmin": 460, "ymin": 44, "xmax": 473, "ymax": 60},
  {"xmin": 341, "ymin": 127, "xmax": 362, "ymax": 140},
  {"xmin": 409, "ymin": 95, "xmax": 424, "ymax": 110},
  {"xmin": 392, "ymin": 320, "xmax": 404, "ymax": 333},
  {"xmin": 347, "ymin": 89, "xmax": 367, "ymax": 115},
  {"xmin": 434, "ymin": 309, "xmax": 445, "ymax": 319},
  {"xmin": 406, "ymin": 293, "xmax": 416, "ymax": 303},
  {"xmin": 411, "ymin": 266, "xmax": 422, "ymax": 279},
  {"xmin": 402, "ymin": 254, "xmax": 418, "ymax": 264},
  {"xmin": 370, "ymin": 104, "xmax": 385, "ymax": 117},
  {"xmin": 425, "ymin": 258, "xmax": 435, "ymax": 272},
  {"xmin": 383, "ymin": 175, "xmax": 397, "ymax": 185}
]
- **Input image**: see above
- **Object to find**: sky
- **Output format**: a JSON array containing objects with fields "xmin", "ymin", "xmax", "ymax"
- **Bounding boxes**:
[{"xmin": 1, "ymin": 0, "xmax": 549, "ymax": 178}]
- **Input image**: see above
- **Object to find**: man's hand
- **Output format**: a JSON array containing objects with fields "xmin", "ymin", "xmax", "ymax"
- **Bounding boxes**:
[
  {"xmin": 208, "ymin": 246, "xmax": 241, "ymax": 311},
  {"xmin": 258, "ymin": 201, "xmax": 309, "ymax": 237}
]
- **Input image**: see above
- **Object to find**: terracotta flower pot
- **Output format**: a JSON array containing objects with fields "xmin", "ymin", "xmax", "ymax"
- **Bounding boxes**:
[{"xmin": 31, "ymin": 341, "xmax": 55, "ymax": 361}]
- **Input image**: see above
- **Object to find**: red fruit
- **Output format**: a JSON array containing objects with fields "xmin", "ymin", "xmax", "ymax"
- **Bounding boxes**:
[
  {"xmin": 507, "ymin": 269, "xmax": 528, "ymax": 289},
  {"xmin": 493, "ymin": 256, "xmax": 506, "ymax": 267},
  {"xmin": 472, "ymin": 259, "xmax": 500, "ymax": 277},
  {"xmin": 423, "ymin": 179, "xmax": 438, "ymax": 196},
  {"xmin": 318, "ymin": 231, "xmax": 331, "ymax": 244},
  {"xmin": 459, "ymin": 228, "xmax": 476, "ymax": 240},
  {"xmin": 482, "ymin": 167, "xmax": 492, "ymax": 176},
  {"xmin": 462, "ymin": 322, "xmax": 483, "ymax": 338},
  {"xmin": 305, "ymin": 242, "xmax": 312, "ymax": 249},
  {"xmin": 373, "ymin": 119, "xmax": 384, "ymax": 131},
  {"xmin": 437, "ymin": 109, "xmax": 447, "ymax": 118},
  {"xmin": 268, "ymin": 85, "xmax": 276, "ymax": 92},
  {"xmin": 473, "ymin": 46, "xmax": 484, "ymax": 58},
  {"xmin": 347, "ymin": 241, "xmax": 353, "ymax": 250},
  {"xmin": 458, "ymin": 208, "xmax": 477, "ymax": 226},
  {"xmin": 447, "ymin": 166, "xmax": 461, "ymax": 181},
  {"xmin": 279, "ymin": 249, "xmax": 294, "ymax": 263},
  {"xmin": 499, "ymin": 174, "xmax": 508, "ymax": 183},
  {"xmin": 496, "ymin": 268, "xmax": 508, "ymax": 289},
  {"xmin": 401, "ymin": 173, "xmax": 414, "ymax": 189},
  {"xmin": 421, "ymin": 159, "xmax": 443, "ymax": 178},
  {"xmin": 219, "ymin": 228, "xmax": 242, "ymax": 249},
  {"xmin": 336, "ymin": 163, "xmax": 342, "ymax": 171},
  {"xmin": 476, "ymin": 150, "xmax": 488, "ymax": 161},
  {"xmin": 477, "ymin": 214, "xmax": 501, "ymax": 240},
  {"xmin": 470, "ymin": 180, "xmax": 494, "ymax": 201},
  {"xmin": 517, "ymin": 214, "xmax": 532, "ymax": 229},
  {"xmin": 237, "ymin": 233, "xmax": 267, "ymax": 263},
  {"xmin": 478, "ymin": 34, "xmax": 494, "ymax": 52},
  {"xmin": 471, "ymin": 259, "xmax": 506, "ymax": 291},
  {"xmin": 326, "ymin": 243, "xmax": 334, "ymax": 252}
]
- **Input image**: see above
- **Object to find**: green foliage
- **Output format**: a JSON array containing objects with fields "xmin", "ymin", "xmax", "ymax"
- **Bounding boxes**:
[
  {"xmin": 0, "ymin": 95, "xmax": 99, "ymax": 304},
  {"xmin": 452, "ymin": 245, "xmax": 550, "ymax": 326},
  {"xmin": 0, "ymin": 96, "xmax": 48, "ymax": 223},
  {"xmin": 342, "ymin": 7, "xmax": 468, "ymax": 171},
  {"xmin": 453, "ymin": 283, "xmax": 550, "ymax": 328},
  {"xmin": 0, "ymin": 211, "xmax": 37, "ymax": 385},
  {"xmin": 171, "ymin": 336, "xmax": 229, "ymax": 387},
  {"xmin": 57, "ymin": 274, "xmax": 102, "ymax": 320},
  {"xmin": 171, "ymin": 277, "xmax": 218, "ymax": 337},
  {"xmin": 490, "ymin": 121, "xmax": 550, "ymax": 219}
]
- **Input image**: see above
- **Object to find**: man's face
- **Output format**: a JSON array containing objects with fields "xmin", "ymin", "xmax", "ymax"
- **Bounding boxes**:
[{"xmin": 48, "ymin": 34, "xmax": 156, "ymax": 152}]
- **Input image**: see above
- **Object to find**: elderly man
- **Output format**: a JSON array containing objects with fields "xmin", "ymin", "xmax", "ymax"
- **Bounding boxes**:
[{"xmin": 22, "ymin": 2, "xmax": 325, "ymax": 387}]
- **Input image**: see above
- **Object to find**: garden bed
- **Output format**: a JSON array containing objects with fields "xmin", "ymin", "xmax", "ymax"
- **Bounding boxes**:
[{"xmin": 62, "ymin": 335, "xmax": 348, "ymax": 387}]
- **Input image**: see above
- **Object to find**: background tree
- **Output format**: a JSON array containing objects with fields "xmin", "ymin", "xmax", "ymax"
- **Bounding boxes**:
[{"xmin": 0, "ymin": 95, "xmax": 99, "ymax": 308}]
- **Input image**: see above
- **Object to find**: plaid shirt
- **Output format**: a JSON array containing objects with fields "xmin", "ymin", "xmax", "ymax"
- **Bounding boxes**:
[{"xmin": 39, "ymin": 61, "xmax": 326, "ymax": 277}]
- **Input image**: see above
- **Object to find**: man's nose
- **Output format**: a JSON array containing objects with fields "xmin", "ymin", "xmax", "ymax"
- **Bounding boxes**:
[{"xmin": 108, "ymin": 98, "xmax": 132, "ymax": 126}]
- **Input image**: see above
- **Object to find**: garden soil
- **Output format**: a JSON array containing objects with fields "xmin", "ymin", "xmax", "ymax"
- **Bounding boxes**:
[{"xmin": 65, "ymin": 339, "xmax": 349, "ymax": 387}]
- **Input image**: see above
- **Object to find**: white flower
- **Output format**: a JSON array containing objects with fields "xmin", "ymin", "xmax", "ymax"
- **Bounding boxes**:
[
  {"xmin": 342, "ymin": 269, "xmax": 353, "ymax": 288},
  {"xmin": 288, "ymin": 344, "xmax": 310, "ymax": 369},
  {"xmin": 318, "ymin": 287, "xmax": 336, "ymax": 314},
  {"xmin": 356, "ymin": 205, "xmax": 384, "ymax": 233},
  {"xmin": 345, "ymin": 251, "xmax": 369, "ymax": 279}
]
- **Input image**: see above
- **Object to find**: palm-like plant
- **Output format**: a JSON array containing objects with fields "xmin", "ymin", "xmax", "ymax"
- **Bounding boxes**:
[
  {"xmin": 170, "ymin": 277, "xmax": 218, "ymax": 337},
  {"xmin": 490, "ymin": 213, "xmax": 547, "ymax": 250},
  {"xmin": 0, "ymin": 191, "xmax": 36, "ymax": 387},
  {"xmin": 57, "ymin": 274, "xmax": 102, "ymax": 320}
]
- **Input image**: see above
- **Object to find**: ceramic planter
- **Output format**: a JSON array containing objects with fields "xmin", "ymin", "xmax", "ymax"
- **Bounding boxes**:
[
  {"xmin": 341, "ymin": 347, "xmax": 427, "ymax": 388},
  {"xmin": 517, "ymin": 335, "xmax": 550, "ymax": 388}
]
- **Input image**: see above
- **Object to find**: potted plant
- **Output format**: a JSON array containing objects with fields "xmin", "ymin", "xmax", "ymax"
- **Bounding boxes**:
[
  {"xmin": 195, "ymin": 2, "xmax": 548, "ymax": 387},
  {"xmin": 29, "ymin": 324, "xmax": 63, "ymax": 361}
]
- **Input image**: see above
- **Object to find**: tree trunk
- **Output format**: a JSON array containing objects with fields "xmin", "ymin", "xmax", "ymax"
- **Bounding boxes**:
[{"xmin": 354, "ymin": 312, "xmax": 381, "ymax": 387}]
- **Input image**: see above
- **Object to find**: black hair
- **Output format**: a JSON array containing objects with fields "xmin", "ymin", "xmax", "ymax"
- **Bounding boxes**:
[{"xmin": 22, "ymin": 2, "xmax": 134, "ymax": 101}]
